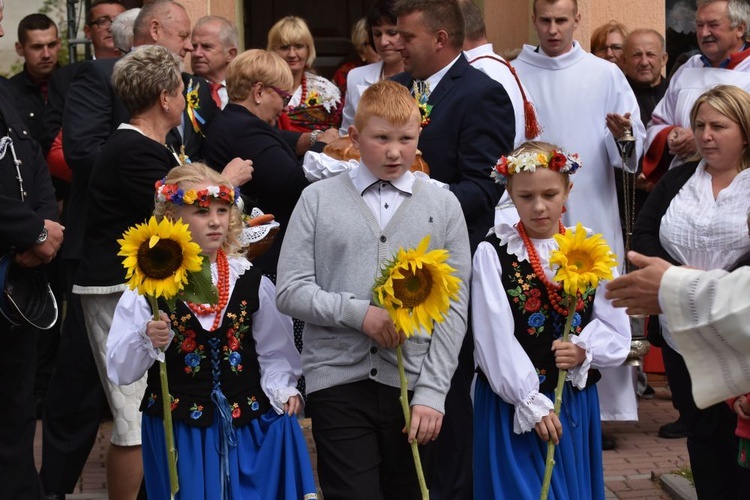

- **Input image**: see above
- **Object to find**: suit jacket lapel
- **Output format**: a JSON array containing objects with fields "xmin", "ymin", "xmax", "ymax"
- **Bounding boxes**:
[{"xmin": 427, "ymin": 55, "xmax": 468, "ymax": 109}]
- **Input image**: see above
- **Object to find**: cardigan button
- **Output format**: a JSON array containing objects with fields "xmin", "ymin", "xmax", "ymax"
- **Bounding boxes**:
[
  {"xmin": 370, "ymin": 346, "xmax": 377, "ymax": 354},
  {"xmin": 370, "ymin": 368, "xmax": 377, "ymax": 376},
  {"xmin": 380, "ymin": 235, "xmax": 386, "ymax": 243}
]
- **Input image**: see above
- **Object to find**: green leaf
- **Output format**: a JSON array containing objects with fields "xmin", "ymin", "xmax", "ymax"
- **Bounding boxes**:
[
  {"xmin": 507, "ymin": 287, "xmax": 522, "ymax": 297},
  {"xmin": 176, "ymin": 255, "xmax": 218, "ymax": 306}
]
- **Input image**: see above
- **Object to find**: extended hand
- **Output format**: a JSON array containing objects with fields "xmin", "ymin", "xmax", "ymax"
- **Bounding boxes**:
[
  {"xmin": 667, "ymin": 127, "xmax": 696, "ymax": 158},
  {"xmin": 283, "ymin": 395, "xmax": 303, "ymax": 416},
  {"xmin": 362, "ymin": 306, "xmax": 402, "ymax": 348},
  {"xmin": 552, "ymin": 339, "xmax": 585, "ymax": 370},
  {"xmin": 605, "ymin": 251, "xmax": 672, "ymax": 316},
  {"xmin": 407, "ymin": 404, "xmax": 443, "ymax": 445},
  {"xmin": 16, "ymin": 220, "xmax": 65, "ymax": 266},
  {"xmin": 146, "ymin": 312, "xmax": 171, "ymax": 349},
  {"xmin": 606, "ymin": 112, "xmax": 631, "ymax": 139},
  {"xmin": 535, "ymin": 410, "xmax": 562, "ymax": 444},
  {"xmin": 221, "ymin": 157, "xmax": 254, "ymax": 186}
]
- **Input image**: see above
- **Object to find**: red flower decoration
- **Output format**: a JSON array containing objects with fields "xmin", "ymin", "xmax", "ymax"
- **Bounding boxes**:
[
  {"xmin": 228, "ymin": 336, "xmax": 240, "ymax": 351},
  {"xmin": 232, "ymin": 406, "xmax": 241, "ymax": 418},
  {"xmin": 548, "ymin": 152, "xmax": 567, "ymax": 171},
  {"xmin": 181, "ymin": 337, "xmax": 197, "ymax": 353},
  {"xmin": 576, "ymin": 298, "xmax": 585, "ymax": 311},
  {"xmin": 530, "ymin": 289, "xmax": 541, "ymax": 298},
  {"xmin": 495, "ymin": 157, "xmax": 509, "ymax": 177},
  {"xmin": 186, "ymin": 329, "xmax": 196, "ymax": 338},
  {"xmin": 524, "ymin": 296, "xmax": 542, "ymax": 312}
]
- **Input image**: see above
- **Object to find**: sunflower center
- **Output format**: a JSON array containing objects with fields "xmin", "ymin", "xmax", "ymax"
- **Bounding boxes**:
[
  {"xmin": 567, "ymin": 250, "xmax": 594, "ymax": 272},
  {"xmin": 137, "ymin": 239, "xmax": 184, "ymax": 279},
  {"xmin": 392, "ymin": 267, "xmax": 433, "ymax": 308}
]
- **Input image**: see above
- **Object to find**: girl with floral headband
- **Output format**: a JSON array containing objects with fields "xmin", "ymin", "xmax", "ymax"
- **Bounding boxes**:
[
  {"xmin": 472, "ymin": 141, "xmax": 630, "ymax": 499},
  {"xmin": 106, "ymin": 163, "xmax": 317, "ymax": 499}
]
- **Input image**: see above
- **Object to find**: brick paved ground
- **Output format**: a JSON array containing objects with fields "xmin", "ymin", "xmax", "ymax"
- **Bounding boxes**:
[{"xmin": 34, "ymin": 378, "xmax": 687, "ymax": 499}]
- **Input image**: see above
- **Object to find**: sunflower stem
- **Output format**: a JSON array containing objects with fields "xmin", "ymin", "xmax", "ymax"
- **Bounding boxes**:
[
  {"xmin": 540, "ymin": 294, "xmax": 576, "ymax": 500},
  {"xmin": 148, "ymin": 294, "xmax": 179, "ymax": 498},
  {"xmin": 397, "ymin": 345, "xmax": 429, "ymax": 500}
]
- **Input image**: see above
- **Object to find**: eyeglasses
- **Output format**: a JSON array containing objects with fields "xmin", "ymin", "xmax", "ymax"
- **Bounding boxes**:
[
  {"xmin": 89, "ymin": 16, "xmax": 114, "ymax": 29},
  {"xmin": 594, "ymin": 44, "xmax": 623, "ymax": 55},
  {"xmin": 270, "ymin": 86, "xmax": 293, "ymax": 106}
]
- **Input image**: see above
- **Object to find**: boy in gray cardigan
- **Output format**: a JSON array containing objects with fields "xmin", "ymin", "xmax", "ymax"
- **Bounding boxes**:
[{"xmin": 276, "ymin": 80, "xmax": 471, "ymax": 499}]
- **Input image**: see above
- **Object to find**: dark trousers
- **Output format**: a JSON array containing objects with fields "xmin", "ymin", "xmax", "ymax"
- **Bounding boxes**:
[
  {"xmin": 429, "ymin": 328, "xmax": 474, "ymax": 500},
  {"xmin": 34, "ymin": 257, "xmax": 63, "ymax": 406},
  {"xmin": 0, "ymin": 321, "xmax": 44, "ymax": 500},
  {"xmin": 663, "ymin": 343, "xmax": 741, "ymax": 499},
  {"xmin": 306, "ymin": 379, "xmax": 435, "ymax": 500},
  {"xmin": 40, "ymin": 260, "xmax": 107, "ymax": 494}
]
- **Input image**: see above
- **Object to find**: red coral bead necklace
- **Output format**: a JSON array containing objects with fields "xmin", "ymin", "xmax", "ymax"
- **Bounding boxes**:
[
  {"xmin": 186, "ymin": 248, "xmax": 229, "ymax": 331},
  {"xmin": 516, "ymin": 220, "xmax": 574, "ymax": 316}
]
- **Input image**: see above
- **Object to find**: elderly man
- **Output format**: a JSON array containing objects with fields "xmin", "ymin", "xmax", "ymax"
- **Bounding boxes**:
[
  {"xmin": 392, "ymin": 1, "xmax": 515, "ymax": 497},
  {"xmin": 512, "ymin": 0, "xmax": 644, "ymax": 450},
  {"xmin": 190, "ymin": 15, "xmax": 238, "ymax": 109},
  {"xmin": 644, "ymin": 0, "xmax": 750, "ymax": 181}
]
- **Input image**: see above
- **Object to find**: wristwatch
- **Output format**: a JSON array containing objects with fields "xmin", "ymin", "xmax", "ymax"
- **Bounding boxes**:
[
  {"xmin": 35, "ymin": 227, "xmax": 48, "ymax": 245},
  {"xmin": 309, "ymin": 129, "xmax": 322, "ymax": 147}
]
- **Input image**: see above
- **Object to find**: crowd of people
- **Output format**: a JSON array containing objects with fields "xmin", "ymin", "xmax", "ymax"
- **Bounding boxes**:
[{"xmin": 1, "ymin": 0, "xmax": 750, "ymax": 498}]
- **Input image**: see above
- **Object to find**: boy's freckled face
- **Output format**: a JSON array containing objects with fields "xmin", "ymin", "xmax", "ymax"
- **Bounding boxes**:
[{"xmin": 349, "ymin": 111, "xmax": 421, "ymax": 181}]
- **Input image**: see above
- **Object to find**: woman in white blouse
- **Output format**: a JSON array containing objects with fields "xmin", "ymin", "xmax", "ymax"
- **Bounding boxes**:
[
  {"xmin": 339, "ymin": 0, "xmax": 404, "ymax": 132},
  {"xmin": 633, "ymin": 84, "xmax": 750, "ymax": 499}
]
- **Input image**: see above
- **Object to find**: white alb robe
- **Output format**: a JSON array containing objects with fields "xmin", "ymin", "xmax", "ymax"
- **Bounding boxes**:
[
  {"xmin": 646, "ymin": 54, "xmax": 750, "ymax": 169},
  {"xmin": 513, "ymin": 42, "xmax": 644, "ymax": 421},
  {"xmin": 660, "ymin": 266, "xmax": 750, "ymax": 409}
]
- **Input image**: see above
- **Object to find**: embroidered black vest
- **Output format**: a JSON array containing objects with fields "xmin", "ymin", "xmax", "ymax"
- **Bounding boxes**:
[
  {"xmin": 141, "ymin": 266, "xmax": 272, "ymax": 427},
  {"xmin": 488, "ymin": 234, "xmax": 601, "ymax": 393}
]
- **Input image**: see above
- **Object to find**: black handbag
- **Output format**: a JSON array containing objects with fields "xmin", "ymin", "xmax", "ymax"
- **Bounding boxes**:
[{"xmin": 0, "ymin": 253, "xmax": 58, "ymax": 329}]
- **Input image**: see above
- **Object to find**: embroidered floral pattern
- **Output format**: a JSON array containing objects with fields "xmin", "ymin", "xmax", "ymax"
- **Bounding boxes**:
[
  {"xmin": 248, "ymin": 396, "xmax": 260, "ymax": 412},
  {"xmin": 145, "ymin": 392, "xmax": 179, "ymax": 411},
  {"xmin": 171, "ymin": 315, "xmax": 207, "ymax": 377},
  {"xmin": 506, "ymin": 261, "xmax": 594, "ymax": 337},
  {"xmin": 223, "ymin": 300, "xmax": 249, "ymax": 374},
  {"xmin": 189, "ymin": 403, "xmax": 204, "ymax": 420},
  {"xmin": 231, "ymin": 402, "xmax": 241, "ymax": 419}
]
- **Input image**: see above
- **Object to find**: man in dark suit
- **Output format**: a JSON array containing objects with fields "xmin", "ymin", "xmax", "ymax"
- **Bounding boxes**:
[
  {"xmin": 0, "ymin": 4, "xmax": 65, "ymax": 500},
  {"xmin": 391, "ymin": 1, "xmax": 514, "ymax": 498}
]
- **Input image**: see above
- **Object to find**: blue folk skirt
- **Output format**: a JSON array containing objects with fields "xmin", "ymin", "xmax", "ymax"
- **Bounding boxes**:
[
  {"xmin": 142, "ymin": 409, "xmax": 318, "ymax": 499},
  {"xmin": 473, "ymin": 376, "xmax": 604, "ymax": 500}
]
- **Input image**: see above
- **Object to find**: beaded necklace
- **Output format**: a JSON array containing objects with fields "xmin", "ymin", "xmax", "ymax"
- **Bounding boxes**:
[
  {"xmin": 516, "ymin": 221, "xmax": 575, "ymax": 316},
  {"xmin": 298, "ymin": 73, "xmax": 308, "ymax": 107},
  {"xmin": 186, "ymin": 248, "xmax": 230, "ymax": 331}
]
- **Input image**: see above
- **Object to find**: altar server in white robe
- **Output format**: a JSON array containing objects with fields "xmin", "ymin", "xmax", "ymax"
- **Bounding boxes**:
[
  {"xmin": 643, "ymin": 0, "xmax": 750, "ymax": 182},
  {"xmin": 511, "ymin": 0, "xmax": 645, "ymax": 424}
]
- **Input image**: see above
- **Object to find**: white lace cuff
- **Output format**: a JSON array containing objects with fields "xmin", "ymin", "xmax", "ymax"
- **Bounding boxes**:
[
  {"xmin": 136, "ymin": 321, "xmax": 174, "ymax": 363},
  {"xmin": 302, "ymin": 151, "xmax": 357, "ymax": 182},
  {"xmin": 269, "ymin": 386, "xmax": 303, "ymax": 415},
  {"xmin": 513, "ymin": 390, "xmax": 554, "ymax": 434},
  {"xmin": 566, "ymin": 336, "xmax": 592, "ymax": 389}
]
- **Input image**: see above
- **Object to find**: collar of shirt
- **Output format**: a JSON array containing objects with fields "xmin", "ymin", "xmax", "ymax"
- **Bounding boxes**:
[
  {"xmin": 700, "ymin": 43, "xmax": 750, "ymax": 68},
  {"xmin": 350, "ymin": 161, "xmax": 415, "ymax": 195},
  {"xmin": 423, "ymin": 53, "xmax": 462, "ymax": 95}
]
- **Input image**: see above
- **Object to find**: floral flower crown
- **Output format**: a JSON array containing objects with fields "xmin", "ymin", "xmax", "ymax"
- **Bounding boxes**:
[
  {"xmin": 490, "ymin": 150, "xmax": 582, "ymax": 185},
  {"xmin": 155, "ymin": 178, "xmax": 240, "ymax": 208}
]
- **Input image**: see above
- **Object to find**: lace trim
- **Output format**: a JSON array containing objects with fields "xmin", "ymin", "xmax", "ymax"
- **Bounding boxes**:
[
  {"xmin": 212, "ymin": 255, "xmax": 251, "ymax": 284},
  {"xmin": 566, "ymin": 336, "xmax": 592, "ymax": 389},
  {"xmin": 513, "ymin": 390, "xmax": 554, "ymax": 434},
  {"xmin": 493, "ymin": 223, "xmax": 558, "ymax": 264},
  {"xmin": 302, "ymin": 151, "xmax": 357, "ymax": 182},
  {"xmin": 269, "ymin": 386, "xmax": 303, "ymax": 415}
]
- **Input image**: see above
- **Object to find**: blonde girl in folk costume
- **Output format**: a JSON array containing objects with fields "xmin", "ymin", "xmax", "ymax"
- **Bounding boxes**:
[
  {"xmin": 472, "ymin": 142, "xmax": 631, "ymax": 499},
  {"xmin": 106, "ymin": 163, "xmax": 317, "ymax": 499}
]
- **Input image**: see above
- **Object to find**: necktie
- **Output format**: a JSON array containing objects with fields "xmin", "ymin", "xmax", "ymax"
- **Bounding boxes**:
[
  {"xmin": 208, "ymin": 81, "xmax": 223, "ymax": 108},
  {"xmin": 412, "ymin": 79, "xmax": 430, "ymax": 99}
]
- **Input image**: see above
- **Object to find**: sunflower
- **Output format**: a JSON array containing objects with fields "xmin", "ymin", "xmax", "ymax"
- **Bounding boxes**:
[
  {"xmin": 373, "ymin": 235, "xmax": 461, "ymax": 336},
  {"xmin": 118, "ymin": 216, "xmax": 204, "ymax": 299},
  {"xmin": 548, "ymin": 222, "xmax": 618, "ymax": 296}
]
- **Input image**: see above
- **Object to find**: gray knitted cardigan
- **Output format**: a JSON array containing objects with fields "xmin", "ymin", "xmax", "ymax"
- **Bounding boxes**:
[{"xmin": 276, "ymin": 171, "xmax": 471, "ymax": 413}]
